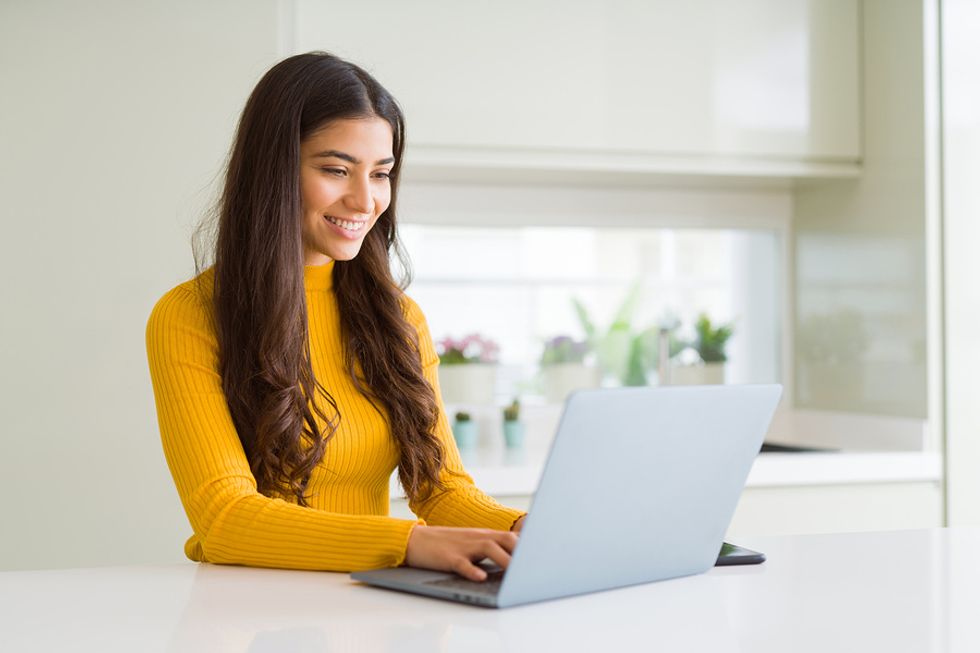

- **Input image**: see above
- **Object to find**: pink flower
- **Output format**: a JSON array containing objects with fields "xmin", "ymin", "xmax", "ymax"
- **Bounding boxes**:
[{"xmin": 437, "ymin": 332, "xmax": 500, "ymax": 364}]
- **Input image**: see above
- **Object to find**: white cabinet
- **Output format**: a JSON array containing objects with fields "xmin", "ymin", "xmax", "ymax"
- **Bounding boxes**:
[
  {"xmin": 291, "ymin": 0, "xmax": 860, "ymax": 174},
  {"xmin": 728, "ymin": 482, "xmax": 943, "ymax": 536}
]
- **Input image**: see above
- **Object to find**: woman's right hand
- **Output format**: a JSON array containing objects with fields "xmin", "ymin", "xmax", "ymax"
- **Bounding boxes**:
[{"xmin": 405, "ymin": 525, "xmax": 519, "ymax": 581}]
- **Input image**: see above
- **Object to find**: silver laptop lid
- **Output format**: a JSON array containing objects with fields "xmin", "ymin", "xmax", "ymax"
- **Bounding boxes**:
[{"xmin": 497, "ymin": 384, "xmax": 781, "ymax": 607}]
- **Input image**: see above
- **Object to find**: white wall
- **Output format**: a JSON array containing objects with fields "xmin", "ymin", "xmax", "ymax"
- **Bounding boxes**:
[
  {"xmin": 0, "ymin": 0, "xmax": 280, "ymax": 570},
  {"xmin": 942, "ymin": 0, "xmax": 980, "ymax": 526}
]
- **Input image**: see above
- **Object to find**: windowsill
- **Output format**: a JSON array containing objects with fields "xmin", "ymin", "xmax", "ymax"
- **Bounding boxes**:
[{"xmin": 389, "ymin": 407, "xmax": 940, "ymax": 499}]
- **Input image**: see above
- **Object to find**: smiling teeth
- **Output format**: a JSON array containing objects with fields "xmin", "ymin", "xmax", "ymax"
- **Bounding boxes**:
[{"xmin": 326, "ymin": 216, "xmax": 364, "ymax": 231}]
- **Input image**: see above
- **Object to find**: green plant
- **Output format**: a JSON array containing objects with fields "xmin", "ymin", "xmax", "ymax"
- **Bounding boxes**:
[
  {"xmin": 502, "ymin": 399, "xmax": 520, "ymax": 422},
  {"xmin": 454, "ymin": 411, "xmax": 471, "ymax": 422},
  {"xmin": 693, "ymin": 314, "xmax": 734, "ymax": 363},
  {"xmin": 573, "ymin": 283, "xmax": 641, "ymax": 384},
  {"xmin": 574, "ymin": 286, "xmax": 686, "ymax": 386},
  {"xmin": 623, "ymin": 327, "xmax": 655, "ymax": 386}
]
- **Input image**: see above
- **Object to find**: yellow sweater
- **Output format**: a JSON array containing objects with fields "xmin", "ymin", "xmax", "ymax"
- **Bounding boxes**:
[{"xmin": 146, "ymin": 261, "xmax": 523, "ymax": 571}]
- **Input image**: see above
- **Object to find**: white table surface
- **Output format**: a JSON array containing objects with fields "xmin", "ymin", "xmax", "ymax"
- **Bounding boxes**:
[{"xmin": 2, "ymin": 528, "xmax": 978, "ymax": 653}]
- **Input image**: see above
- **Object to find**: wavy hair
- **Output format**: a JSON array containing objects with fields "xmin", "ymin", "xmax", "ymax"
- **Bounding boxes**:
[{"xmin": 195, "ymin": 52, "xmax": 446, "ymax": 505}]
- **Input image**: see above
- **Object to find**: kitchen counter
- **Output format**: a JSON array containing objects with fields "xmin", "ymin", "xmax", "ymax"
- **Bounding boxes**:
[{"xmin": 392, "ymin": 448, "xmax": 943, "ymax": 498}]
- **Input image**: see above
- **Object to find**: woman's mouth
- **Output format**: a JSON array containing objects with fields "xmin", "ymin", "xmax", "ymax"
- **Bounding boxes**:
[{"xmin": 324, "ymin": 215, "xmax": 367, "ymax": 237}]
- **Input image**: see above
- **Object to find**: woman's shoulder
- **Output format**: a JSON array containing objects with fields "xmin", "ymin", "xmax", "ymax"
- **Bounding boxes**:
[
  {"xmin": 146, "ymin": 268, "xmax": 216, "ymax": 343},
  {"xmin": 399, "ymin": 292, "xmax": 428, "ymax": 328},
  {"xmin": 398, "ymin": 292, "xmax": 438, "ymax": 364}
]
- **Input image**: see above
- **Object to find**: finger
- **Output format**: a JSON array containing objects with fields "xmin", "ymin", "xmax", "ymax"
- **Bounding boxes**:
[
  {"xmin": 480, "ymin": 541, "xmax": 513, "ymax": 570},
  {"xmin": 452, "ymin": 557, "xmax": 487, "ymax": 582},
  {"xmin": 491, "ymin": 530, "xmax": 520, "ymax": 554}
]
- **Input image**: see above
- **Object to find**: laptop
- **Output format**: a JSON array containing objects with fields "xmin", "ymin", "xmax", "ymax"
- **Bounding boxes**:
[{"xmin": 352, "ymin": 384, "xmax": 782, "ymax": 608}]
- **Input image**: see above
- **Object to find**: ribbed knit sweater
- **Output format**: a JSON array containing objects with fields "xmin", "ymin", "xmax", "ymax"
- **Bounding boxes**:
[{"xmin": 145, "ymin": 261, "xmax": 523, "ymax": 571}]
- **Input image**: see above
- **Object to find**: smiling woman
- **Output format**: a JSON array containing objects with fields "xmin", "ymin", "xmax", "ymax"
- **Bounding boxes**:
[
  {"xmin": 145, "ymin": 52, "xmax": 524, "ymax": 582},
  {"xmin": 300, "ymin": 119, "xmax": 395, "ymax": 264}
]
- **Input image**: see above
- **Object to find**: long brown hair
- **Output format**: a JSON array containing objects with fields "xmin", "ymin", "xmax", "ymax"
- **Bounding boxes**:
[{"xmin": 195, "ymin": 52, "xmax": 446, "ymax": 505}]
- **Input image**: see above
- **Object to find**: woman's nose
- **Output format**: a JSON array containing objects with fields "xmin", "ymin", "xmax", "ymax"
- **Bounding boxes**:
[{"xmin": 344, "ymin": 175, "xmax": 374, "ymax": 214}]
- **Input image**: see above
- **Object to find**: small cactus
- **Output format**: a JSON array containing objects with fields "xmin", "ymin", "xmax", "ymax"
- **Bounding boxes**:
[
  {"xmin": 454, "ymin": 411, "xmax": 471, "ymax": 422},
  {"xmin": 693, "ymin": 313, "xmax": 734, "ymax": 363},
  {"xmin": 502, "ymin": 399, "xmax": 520, "ymax": 422}
]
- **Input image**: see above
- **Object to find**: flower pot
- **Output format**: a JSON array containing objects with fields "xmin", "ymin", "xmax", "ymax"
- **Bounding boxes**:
[
  {"xmin": 670, "ymin": 362, "xmax": 726, "ymax": 385},
  {"xmin": 540, "ymin": 363, "xmax": 599, "ymax": 403},
  {"xmin": 502, "ymin": 420, "xmax": 525, "ymax": 449},
  {"xmin": 438, "ymin": 364, "xmax": 498, "ymax": 405},
  {"xmin": 451, "ymin": 419, "xmax": 478, "ymax": 450}
]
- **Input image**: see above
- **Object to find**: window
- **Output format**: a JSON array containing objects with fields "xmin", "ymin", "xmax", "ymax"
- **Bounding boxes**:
[{"xmin": 399, "ymin": 224, "xmax": 783, "ymax": 402}]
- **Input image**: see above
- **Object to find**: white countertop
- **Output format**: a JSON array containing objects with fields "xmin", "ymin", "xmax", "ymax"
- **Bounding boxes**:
[
  {"xmin": 2, "ymin": 528, "xmax": 978, "ymax": 652},
  {"xmin": 392, "ymin": 449, "xmax": 943, "ymax": 498}
]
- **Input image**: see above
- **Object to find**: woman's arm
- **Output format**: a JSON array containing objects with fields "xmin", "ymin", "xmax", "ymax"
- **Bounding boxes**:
[
  {"xmin": 401, "ymin": 298, "xmax": 528, "ymax": 531},
  {"xmin": 146, "ymin": 284, "xmax": 420, "ymax": 571}
]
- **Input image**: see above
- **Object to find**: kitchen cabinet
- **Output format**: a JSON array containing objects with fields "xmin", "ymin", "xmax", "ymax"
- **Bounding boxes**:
[{"xmin": 290, "ymin": 0, "xmax": 860, "ymax": 178}]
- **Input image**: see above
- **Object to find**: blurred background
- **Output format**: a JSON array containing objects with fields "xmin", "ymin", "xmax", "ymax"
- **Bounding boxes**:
[{"xmin": 1, "ymin": 0, "xmax": 978, "ymax": 571}]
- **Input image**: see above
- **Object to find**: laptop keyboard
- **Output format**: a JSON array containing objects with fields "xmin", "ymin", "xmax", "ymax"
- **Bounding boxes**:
[{"xmin": 424, "ymin": 569, "xmax": 506, "ymax": 596}]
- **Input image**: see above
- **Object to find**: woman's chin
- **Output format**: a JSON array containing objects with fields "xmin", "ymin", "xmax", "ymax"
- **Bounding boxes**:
[{"xmin": 323, "ymin": 243, "xmax": 364, "ymax": 262}]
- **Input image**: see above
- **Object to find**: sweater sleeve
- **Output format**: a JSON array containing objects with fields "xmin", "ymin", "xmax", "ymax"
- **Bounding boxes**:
[
  {"xmin": 146, "ymin": 284, "xmax": 421, "ymax": 571},
  {"xmin": 402, "ymin": 298, "xmax": 527, "ymax": 531}
]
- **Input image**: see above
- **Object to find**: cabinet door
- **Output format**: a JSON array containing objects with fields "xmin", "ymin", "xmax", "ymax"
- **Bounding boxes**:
[
  {"xmin": 292, "ymin": 0, "xmax": 858, "ymax": 160},
  {"xmin": 728, "ymin": 482, "xmax": 943, "ymax": 537}
]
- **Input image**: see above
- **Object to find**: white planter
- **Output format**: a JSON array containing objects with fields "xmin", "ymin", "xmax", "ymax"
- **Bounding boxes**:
[
  {"xmin": 670, "ymin": 362, "xmax": 726, "ymax": 385},
  {"xmin": 437, "ymin": 364, "xmax": 498, "ymax": 405},
  {"xmin": 540, "ymin": 363, "xmax": 600, "ymax": 403}
]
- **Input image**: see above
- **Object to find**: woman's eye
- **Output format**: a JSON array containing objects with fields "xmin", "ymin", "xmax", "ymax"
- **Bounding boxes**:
[
  {"xmin": 373, "ymin": 171, "xmax": 391, "ymax": 180},
  {"xmin": 320, "ymin": 167, "xmax": 346, "ymax": 176}
]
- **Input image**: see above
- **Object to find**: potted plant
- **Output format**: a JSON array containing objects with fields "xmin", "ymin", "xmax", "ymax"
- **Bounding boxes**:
[
  {"xmin": 501, "ymin": 399, "xmax": 524, "ymax": 449},
  {"xmin": 627, "ymin": 319, "xmax": 688, "ymax": 386},
  {"xmin": 672, "ymin": 313, "xmax": 734, "ymax": 385},
  {"xmin": 436, "ymin": 333, "xmax": 500, "ymax": 405},
  {"xmin": 451, "ymin": 411, "xmax": 478, "ymax": 450},
  {"xmin": 573, "ymin": 285, "xmax": 678, "ymax": 387},
  {"xmin": 573, "ymin": 283, "xmax": 645, "ymax": 386},
  {"xmin": 539, "ymin": 335, "xmax": 598, "ymax": 403}
]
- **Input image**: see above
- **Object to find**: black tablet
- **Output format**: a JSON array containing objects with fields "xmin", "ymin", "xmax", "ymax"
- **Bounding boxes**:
[{"xmin": 716, "ymin": 541, "xmax": 766, "ymax": 566}]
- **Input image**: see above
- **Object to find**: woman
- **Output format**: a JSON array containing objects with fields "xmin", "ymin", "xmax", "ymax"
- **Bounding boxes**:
[{"xmin": 146, "ymin": 52, "xmax": 524, "ymax": 582}]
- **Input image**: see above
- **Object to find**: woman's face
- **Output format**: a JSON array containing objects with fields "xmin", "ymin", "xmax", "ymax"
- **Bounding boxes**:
[{"xmin": 299, "ymin": 117, "xmax": 395, "ymax": 266}]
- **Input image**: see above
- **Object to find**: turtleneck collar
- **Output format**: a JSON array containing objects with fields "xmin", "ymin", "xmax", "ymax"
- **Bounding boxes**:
[{"xmin": 303, "ymin": 260, "xmax": 335, "ymax": 291}]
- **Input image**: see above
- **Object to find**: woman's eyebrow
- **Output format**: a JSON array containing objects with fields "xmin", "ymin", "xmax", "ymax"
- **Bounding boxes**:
[{"xmin": 312, "ymin": 149, "xmax": 395, "ymax": 165}]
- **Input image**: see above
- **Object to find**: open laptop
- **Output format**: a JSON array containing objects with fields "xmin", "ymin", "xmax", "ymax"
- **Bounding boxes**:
[{"xmin": 352, "ymin": 384, "xmax": 782, "ymax": 608}]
